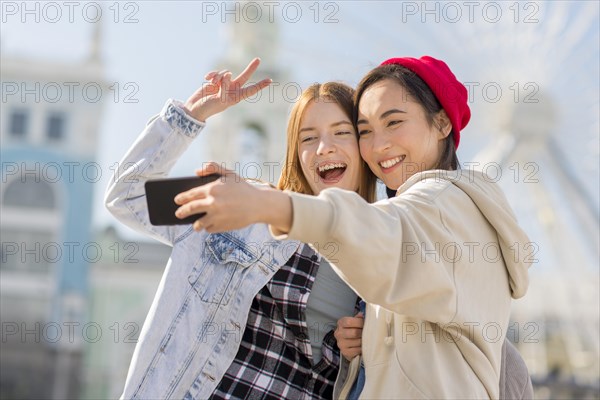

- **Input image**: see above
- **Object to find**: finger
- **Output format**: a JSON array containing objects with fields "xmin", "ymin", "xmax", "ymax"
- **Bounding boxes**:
[
  {"xmin": 339, "ymin": 343, "xmax": 362, "ymax": 359},
  {"xmin": 342, "ymin": 349, "xmax": 362, "ymax": 361},
  {"xmin": 174, "ymin": 187, "xmax": 207, "ymax": 205},
  {"xmin": 239, "ymin": 78, "xmax": 272, "ymax": 102},
  {"xmin": 213, "ymin": 69, "xmax": 229, "ymax": 80},
  {"xmin": 195, "ymin": 162, "xmax": 237, "ymax": 179},
  {"xmin": 175, "ymin": 198, "xmax": 210, "ymax": 219},
  {"xmin": 334, "ymin": 327, "xmax": 342, "ymax": 341},
  {"xmin": 200, "ymin": 212, "xmax": 222, "ymax": 233},
  {"xmin": 338, "ymin": 328, "xmax": 362, "ymax": 340},
  {"xmin": 197, "ymin": 211, "xmax": 221, "ymax": 231},
  {"xmin": 232, "ymin": 57, "xmax": 261, "ymax": 86},
  {"xmin": 193, "ymin": 217, "xmax": 204, "ymax": 232},
  {"xmin": 339, "ymin": 316, "xmax": 365, "ymax": 329},
  {"xmin": 355, "ymin": 312, "xmax": 364, "ymax": 318},
  {"xmin": 195, "ymin": 162, "xmax": 224, "ymax": 177},
  {"xmin": 338, "ymin": 338, "xmax": 362, "ymax": 348},
  {"xmin": 194, "ymin": 82, "xmax": 221, "ymax": 99},
  {"xmin": 336, "ymin": 325, "xmax": 359, "ymax": 340},
  {"xmin": 204, "ymin": 70, "xmax": 219, "ymax": 80},
  {"xmin": 219, "ymin": 72, "xmax": 233, "ymax": 102},
  {"xmin": 212, "ymin": 69, "xmax": 229, "ymax": 84}
]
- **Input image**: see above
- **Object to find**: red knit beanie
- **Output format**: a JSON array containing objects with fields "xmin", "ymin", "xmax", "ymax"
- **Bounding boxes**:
[{"xmin": 380, "ymin": 56, "xmax": 470, "ymax": 149}]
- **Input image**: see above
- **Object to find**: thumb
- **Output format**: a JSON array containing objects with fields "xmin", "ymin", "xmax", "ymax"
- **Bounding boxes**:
[
  {"xmin": 200, "ymin": 82, "xmax": 220, "ymax": 97},
  {"xmin": 195, "ymin": 162, "xmax": 238, "ymax": 180},
  {"xmin": 195, "ymin": 162, "xmax": 223, "ymax": 177}
]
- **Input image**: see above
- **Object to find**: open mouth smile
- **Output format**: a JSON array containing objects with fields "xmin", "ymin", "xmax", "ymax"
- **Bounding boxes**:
[
  {"xmin": 379, "ymin": 155, "xmax": 405, "ymax": 171},
  {"xmin": 318, "ymin": 162, "xmax": 347, "ymax": 183}
]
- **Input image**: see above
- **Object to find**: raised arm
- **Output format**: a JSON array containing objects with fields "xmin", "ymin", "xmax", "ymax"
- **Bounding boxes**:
[{"xmin": 105, "ymin": 59, "xmax": 271, "ymax": 245}]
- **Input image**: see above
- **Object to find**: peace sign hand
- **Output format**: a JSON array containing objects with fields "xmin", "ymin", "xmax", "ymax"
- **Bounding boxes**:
[{"xmin": 183, "ymin": 57, "xmax": 271, "ymax": 122}]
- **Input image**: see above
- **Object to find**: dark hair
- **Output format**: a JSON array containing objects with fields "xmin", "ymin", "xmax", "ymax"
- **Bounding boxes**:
[{"xmin": 354, "ymin": 64, "xmax": 459, "ymax": 171}]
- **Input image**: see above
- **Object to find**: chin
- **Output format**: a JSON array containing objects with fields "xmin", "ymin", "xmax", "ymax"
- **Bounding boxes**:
[{"xmin": 383, "ymin": 179, "xmax": 402, "ymax": 190}]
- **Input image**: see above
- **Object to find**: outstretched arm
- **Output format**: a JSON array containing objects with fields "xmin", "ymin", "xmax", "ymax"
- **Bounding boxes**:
[
  {"xmin": 174, "ymin": 164, "xmax": 457, "ymax": 322},
  {"xmin": 174, "ymin": 163, "xmax": 292, "ymax": 233}
]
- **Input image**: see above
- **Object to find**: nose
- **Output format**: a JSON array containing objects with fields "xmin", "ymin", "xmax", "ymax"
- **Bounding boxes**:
[
  {"xmin": 316, "ymin": 136, "xmax": 336, "ymax": 155},
  {"xmin": 371, "ymin": 131, "xmax": 391, "ymax": 154}
]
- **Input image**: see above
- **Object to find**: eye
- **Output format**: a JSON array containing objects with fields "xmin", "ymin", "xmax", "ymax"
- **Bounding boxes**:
[
  {"xmin": 300, "ymin": 136, "xmax": 316, "ymax": 143},
  {"xmin": 358, "ymin": 129, "xmax": 371, "ymax": 136},
  {"xmin": 387, "ymin": 120, "xmax": 403, "ymax": 127},
  {"xmin": 335, "ymin": 131, "xmax": 352, "ymax": 136}
]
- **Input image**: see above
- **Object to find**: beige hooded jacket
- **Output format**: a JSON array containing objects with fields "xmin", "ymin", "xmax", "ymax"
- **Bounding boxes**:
[{"xmin": 273, "ymin": 169, "xmax": 532, "ymax": 399}]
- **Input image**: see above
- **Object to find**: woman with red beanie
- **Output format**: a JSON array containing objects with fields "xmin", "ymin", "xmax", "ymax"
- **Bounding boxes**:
[
  {"xmin": 175, "ymin": 56, "xmax": 533, "ymax": 399},
  {"xmin": 335, "ymin": 57, "xmax": 534, "ymax": 400}
]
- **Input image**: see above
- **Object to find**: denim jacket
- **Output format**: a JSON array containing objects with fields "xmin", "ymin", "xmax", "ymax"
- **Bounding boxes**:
[{"xmin": 105, "ymin": 99, "xmax": 300, "ymax": 399}]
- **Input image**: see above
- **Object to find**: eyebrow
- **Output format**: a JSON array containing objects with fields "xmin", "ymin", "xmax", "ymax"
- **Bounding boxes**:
[
  {"xmin": 299, "ymin": 120, "xmax": 353, "ymax": 133},
  {"xmin": 357, "ymin": 109, "xmax": 407, "ymax": 125}
]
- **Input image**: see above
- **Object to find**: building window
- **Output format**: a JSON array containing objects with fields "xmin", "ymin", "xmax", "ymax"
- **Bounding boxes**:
[
  {"xmin": 3, "ymin": 176, "xmax": 56, "ymax": 210},
  {"xmin": 9, "ymin": 110, "xmax": 28, "ymax": 138},
  {"xmin": 47, "ymin": 113, "xmax": 65, "ymax": 141},
  {"xmin": 0, "ymin": 229, "xmax": 53, "ymax": 273}
]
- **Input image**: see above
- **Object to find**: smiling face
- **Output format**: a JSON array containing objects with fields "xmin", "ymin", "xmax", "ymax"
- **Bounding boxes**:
[
  {"xmin": 357, "ymin": 79, "xmax": 449, "ymax": 190},
  {"xmin": 297, "ymin": 99, "xmax": 361, "ymax": 195}
]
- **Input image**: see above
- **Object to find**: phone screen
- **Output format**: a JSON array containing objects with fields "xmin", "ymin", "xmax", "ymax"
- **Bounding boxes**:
[{"xmin": 144, "ymin": 174, "xmax": 221, "ymax": 225}]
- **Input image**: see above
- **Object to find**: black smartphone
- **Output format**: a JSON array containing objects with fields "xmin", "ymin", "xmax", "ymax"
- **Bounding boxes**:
[{"xmin": 144, "ymin": 174, "xmax": 221, "ymax": 225}]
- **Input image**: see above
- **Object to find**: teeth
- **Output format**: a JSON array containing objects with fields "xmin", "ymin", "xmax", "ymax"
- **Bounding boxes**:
[
  {"xmin": 380, "ymin": 156, "xmax": 404, "ymax": 169},
  {"xmin": 318, "ymin": 163, "xmax": 346, "ymax": 172}
]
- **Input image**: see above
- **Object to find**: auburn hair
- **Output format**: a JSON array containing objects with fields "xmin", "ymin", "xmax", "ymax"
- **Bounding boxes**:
[{"xmin": 278, "ymin": 82, "xmax": 376, "ymax": 202}]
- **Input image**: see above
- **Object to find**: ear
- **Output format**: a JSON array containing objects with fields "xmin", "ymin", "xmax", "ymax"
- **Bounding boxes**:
[{"xmin": 435, "ymin": 110, "xmax": 452, "ymax": 140}]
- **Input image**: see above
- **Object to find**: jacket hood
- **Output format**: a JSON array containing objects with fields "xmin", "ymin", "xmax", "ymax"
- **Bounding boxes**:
[{"xmin": 400, "ymin": 169, "xmax": 532, "ymax": 299}]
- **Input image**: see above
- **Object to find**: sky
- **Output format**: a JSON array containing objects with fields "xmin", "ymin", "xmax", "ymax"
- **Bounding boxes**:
[{"xmin": 1, "ymin": 0, "xmax": 599, "ymax": 239}]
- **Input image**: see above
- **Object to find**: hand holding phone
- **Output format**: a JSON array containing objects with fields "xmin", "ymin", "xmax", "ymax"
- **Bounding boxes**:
[{"xmin": 145, "ymin": 174, "xmax": 221, "ymax": 225}]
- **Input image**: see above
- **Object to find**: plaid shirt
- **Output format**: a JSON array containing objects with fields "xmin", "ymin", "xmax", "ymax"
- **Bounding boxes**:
[{"xmin": 209, "ymin": 244, "xmax": 342, "ymax": 400}]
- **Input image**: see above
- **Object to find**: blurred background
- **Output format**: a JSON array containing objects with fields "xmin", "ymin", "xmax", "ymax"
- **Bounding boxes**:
[{"xmin": 1, "ymin": 1, "xmax": 598, "ymax": 398}]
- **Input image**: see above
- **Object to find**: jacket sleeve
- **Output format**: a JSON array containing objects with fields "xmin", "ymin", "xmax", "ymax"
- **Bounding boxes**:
[
  {"xmin": 104, "ymin": 99, "xmax": 205, "ymax": 246},
  {"xmin": 275, "ymin": 183, "xmax": 459, "ymax": 324}
]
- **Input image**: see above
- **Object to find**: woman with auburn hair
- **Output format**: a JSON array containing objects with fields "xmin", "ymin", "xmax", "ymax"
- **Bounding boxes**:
[
  {"xmin": 175, "ymin": 56, "xmax": 533, "ymax": 399},
  {"xmin": 278, "ymin": 82, "xmax": 375, "ymax": 202},
  {"xmin": 106, "ymin": 58, "xmax": 376, "ymax": 399}
]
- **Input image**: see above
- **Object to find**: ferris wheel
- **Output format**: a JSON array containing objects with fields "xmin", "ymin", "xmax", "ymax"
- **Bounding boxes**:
[{"xmin": 282, "ymin": 0, "xmax": 600, "ymax": 389}]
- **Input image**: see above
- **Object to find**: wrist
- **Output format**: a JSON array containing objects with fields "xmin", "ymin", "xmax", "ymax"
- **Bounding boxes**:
[
  {"xmin": 164, "ymin": 100, "xmax": 205, "ymax": 137},
  {"xmin": 193, "ymin": 109, "xmax": 210, "ymax": 122},
  {"xmin": 182, "ymin": 102, "xmax": 209, "ymax": 123},
  {"xmin": 255, "ymin": 186, "xmax": 292, "ymax": 233}
]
